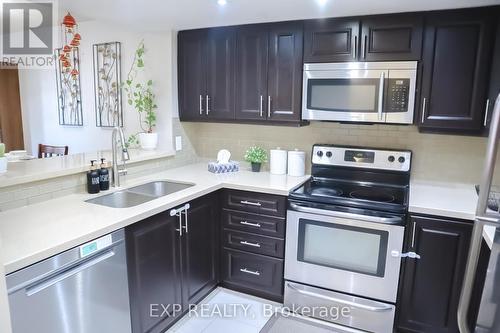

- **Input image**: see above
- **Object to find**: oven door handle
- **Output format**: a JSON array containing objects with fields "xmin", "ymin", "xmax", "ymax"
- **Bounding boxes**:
[
  {"xmin": 287, "ymin": 283, "xmax": 393, "ymax": 312},
  {"xmin": 289, "ymin": 202, "xmax": 402, "ymax": 225}
]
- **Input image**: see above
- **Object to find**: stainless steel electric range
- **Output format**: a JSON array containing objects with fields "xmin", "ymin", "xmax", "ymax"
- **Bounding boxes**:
[{"xmin": 284, "ymin": 144, "xmax": 413, "ymax": 333}]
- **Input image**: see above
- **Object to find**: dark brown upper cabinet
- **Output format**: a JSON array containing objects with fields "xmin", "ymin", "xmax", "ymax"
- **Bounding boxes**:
[
  {"xmin": 304, "ymin": 14, "xmax": 423, "ymax": 62},
  {"xmin": 304, "ymin": 18, "xmax": 359, "ymax": 62},
  {"xmin": 178, "ymin": 29, "xmax": 207, "ymax": 120},
  {"xmin": 235, "ymin": 25, "xmax": 269, "ymax": 121},
  {"xmin": 360, "ymin": 14, "xmax": 423, "ymax": 61},
  {"xmin": 178, "ymin": 28, "xmax": 235, "ymax": 121},
  {"xmin": 234, "ymin": 22, "xmax": 304, "ymax": 124},
  {"xmin": 418, "ymin": 8, "xmax": 496, "ymax": 132},
  {"xmin": 485, "ymin": 16, "xmax": 500, "ymax": 129}
]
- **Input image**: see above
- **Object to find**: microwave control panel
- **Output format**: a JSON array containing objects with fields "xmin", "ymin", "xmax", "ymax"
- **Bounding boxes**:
[{"xmin": 386, "ymin": 79, "xmax": 410, "ymax": 112}]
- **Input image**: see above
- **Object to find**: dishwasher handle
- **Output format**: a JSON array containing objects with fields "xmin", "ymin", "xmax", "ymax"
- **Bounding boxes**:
[{"xmin": 25, "ymin": 249, "xmax": 116, "ymax": 297}]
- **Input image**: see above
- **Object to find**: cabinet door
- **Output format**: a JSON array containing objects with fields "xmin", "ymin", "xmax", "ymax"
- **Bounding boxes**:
[
  {"xmin": 397, "ymin": 216, "xmax": 472, "ymax": 333},
  {"xmin": 485, "ymin": 17, "xmax": 500, "ymax": 128},
  {"xmin": 235, "ymin": 25, "xmax": 269, "ymax": 120},
  {"xmin": 360, "ymin": 14, "xmax": 423, "ymax": 61},
  {"xmin": 206, "ymin": 28, "xmax": 236, "ymax": 120},
  {"xmin": 178, "ymin": 30, "xmax": 207, "ymax": 120},
  {"xmin": 267, "ymin": 22, "xmax": 304, "ymax": 123},
  {"xmin": 419, "ymin": 9, "xmax": 495, "ymax": 132},
  {"xmin": 304, "ymin": 18, "xmax": 360, "ymax": 62},
  {"xmin": 181, "ymin": 193, "xmax": 219, "ymax": 306},
  {"xmin": 126, "ymin": 212, "xmax": 183, "ymax": 333}
]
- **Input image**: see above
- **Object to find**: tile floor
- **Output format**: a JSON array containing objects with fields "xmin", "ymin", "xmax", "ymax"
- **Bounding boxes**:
[{"xmin": 167, "ymin": 288, "xmax": 280, "ymax": 333}]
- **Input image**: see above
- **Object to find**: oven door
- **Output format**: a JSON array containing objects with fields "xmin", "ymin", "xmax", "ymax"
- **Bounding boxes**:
[
  {"xmin": 302, "ymin": 65, "xmax": 388, "ymax": 123},
  {"xmin": 285, "ymin": 203, "xmax": 405, "ymax": 303}
]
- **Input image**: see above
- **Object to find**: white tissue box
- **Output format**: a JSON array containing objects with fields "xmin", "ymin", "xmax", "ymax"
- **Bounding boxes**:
[{"xmin": 208, "ymin": 161, "xmax": 240, "ymax": 174}]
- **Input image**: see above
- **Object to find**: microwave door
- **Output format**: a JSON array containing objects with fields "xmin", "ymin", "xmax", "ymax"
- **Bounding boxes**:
[
  {"xmin": 385, "ymin": 69, "xmax": 417, "ymax": 124},
  {"xmin": 302, "ymin": 69, "xmax": 388, "ymax": 123}
]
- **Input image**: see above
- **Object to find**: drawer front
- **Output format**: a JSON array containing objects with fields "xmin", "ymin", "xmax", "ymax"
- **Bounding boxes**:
[
  {"xmin": 223, "ymin": 209, "xmax": 285, "ymax": 238},
  {"xmin": 223, "ymin": 249, "xmax": 284, "ymax": 297},
  {"xmin": 222, "ymin": 190, "xmax": 286, "ymax": 217},
  {"xmin": 223, "ymin": 229, "xmax": 285, "ymax": 258}
]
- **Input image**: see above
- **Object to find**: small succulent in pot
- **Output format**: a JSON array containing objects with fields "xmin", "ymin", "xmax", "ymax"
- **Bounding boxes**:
[{"xmin": 244, "ymin": 146, "xmax": 268, "ymax": 172}]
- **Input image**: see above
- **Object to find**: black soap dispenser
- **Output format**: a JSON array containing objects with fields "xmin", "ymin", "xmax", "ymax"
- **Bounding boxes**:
[
  {"xmin": 99, "ymin": 158, "xmax": 110, "ymax": 191},
  {"xmin": 87, "ymin": 160, "xmax": 100, "ymax": 194}
]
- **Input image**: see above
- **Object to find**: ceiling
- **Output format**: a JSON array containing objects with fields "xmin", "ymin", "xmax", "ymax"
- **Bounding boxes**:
[{"xmin": 59, "ymin": 0, "xmax": 500, "ymax": 31}]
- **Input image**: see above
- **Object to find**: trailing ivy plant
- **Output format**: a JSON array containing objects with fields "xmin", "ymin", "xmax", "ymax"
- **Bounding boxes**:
[{"xmin": 122, "ymin": 40, "xmax": 157, "ymax": 147}]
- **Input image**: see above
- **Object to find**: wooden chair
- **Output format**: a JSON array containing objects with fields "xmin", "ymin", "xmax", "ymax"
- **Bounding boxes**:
[{"xmin": 38, "ymin": 144, "xmax": 68, "ymax": 158}]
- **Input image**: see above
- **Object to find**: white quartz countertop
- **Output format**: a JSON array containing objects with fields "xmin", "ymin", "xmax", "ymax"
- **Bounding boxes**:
[
  {"xmin": 0, "ymin": 163, "xmax": 309, "ymax": 274},
  {"xmin": 0, "ymin": 149, "xmax": 175, "ymax": 189}
]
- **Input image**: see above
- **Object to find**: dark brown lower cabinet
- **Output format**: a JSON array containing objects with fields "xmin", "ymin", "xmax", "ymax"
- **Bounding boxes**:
[
  {"xmin": 126, "ymin": 193, "xmax": 219, "ymax": 333},
  {"xmin": 397, "ymin": 215, "xmax": 472, "ymax": 333}
]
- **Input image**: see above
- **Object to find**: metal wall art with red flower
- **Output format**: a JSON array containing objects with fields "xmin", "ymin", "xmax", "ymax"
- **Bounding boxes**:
[
  {"xmin": 93, "ymin": 42, "xmax": 123, "ymax": 127},
  {"xmin": 55, "ymin": 12, "xmax": 83, "ymax": 126}
]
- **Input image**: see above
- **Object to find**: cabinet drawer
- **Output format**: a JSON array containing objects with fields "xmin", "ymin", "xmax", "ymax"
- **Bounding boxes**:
[
  {"xmin": 223, "ymin": 229, "xmax": 285, "ymax": 258},
  {"xmin": 222, "ymin": 249, "xmax": 284, "ymax": 298},
  {"xmin": 222, "ymin": 189, "xmax": 286, "ymax": 217},
  {"xmin": 223, "ymin": 209, "xmax": 285, "ymax": 238}
]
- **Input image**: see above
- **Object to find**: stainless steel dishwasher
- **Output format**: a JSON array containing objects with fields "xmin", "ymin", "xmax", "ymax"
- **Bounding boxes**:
[{"xmin": 6, "ymin": 229, "xmax": 132, "ymax": 333}]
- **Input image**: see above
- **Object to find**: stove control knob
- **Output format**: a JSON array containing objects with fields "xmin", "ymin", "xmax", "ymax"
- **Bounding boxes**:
[
  {"xmin": 317, "ymin": 151, "xmax": 323, "ymax": 157},
  {"xmin": 326, "ymin": 151, "xmax": 332, "ymax": 158},
  {"xmin": 388, "ymin": 155, "xmax": 395, "ymax": 163},
  {"xmin": 398, "ymin": 156, "xmax": 406, "ymax": 163}
]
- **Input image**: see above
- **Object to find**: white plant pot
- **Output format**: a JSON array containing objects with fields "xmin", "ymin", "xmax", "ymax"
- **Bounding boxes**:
[
  {"xmin": 0, "ymin": 157, "xmax": 7, "ymax": 174},
  {"xmin": 139, "ymin": 132, "xmax": 158, "ymax": 150}
]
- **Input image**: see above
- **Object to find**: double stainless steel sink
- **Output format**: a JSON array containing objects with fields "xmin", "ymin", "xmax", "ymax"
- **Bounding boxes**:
[{"xmin": 85, "ymin": 181, "xmax": 194, "ymax": 208}]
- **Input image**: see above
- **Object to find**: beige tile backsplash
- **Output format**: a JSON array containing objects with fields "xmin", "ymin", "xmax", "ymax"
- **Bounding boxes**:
[{"xmin": 181, "ymin": 121, "xmax": 494, "ymax": 184}]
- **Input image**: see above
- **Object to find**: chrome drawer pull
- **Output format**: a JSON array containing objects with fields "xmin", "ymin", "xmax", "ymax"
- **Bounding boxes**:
[
  {"xmin": 240, "ymin": 268, "xmax": 260, "ymax": 276},
  {"xmin": 240, "ymin": 240, "xmax": 261, "ymax": 248},
  {"xmin": 240, "ymin": 221, "xmax": 261, "ymax": 228},
  {"xmin": 240, "ymin": 200, "xmax": 262, "ymax": 207}
]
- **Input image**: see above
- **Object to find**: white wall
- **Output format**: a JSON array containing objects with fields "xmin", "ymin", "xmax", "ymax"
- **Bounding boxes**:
[{"xmin": 18, "ymin": 21, "xmax": 175, "ymax": 155}]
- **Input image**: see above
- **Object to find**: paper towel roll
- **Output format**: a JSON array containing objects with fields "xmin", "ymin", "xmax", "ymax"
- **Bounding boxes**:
[
  {"xmin": 270, "ymin": 148, "xmax": 287, "ymax": 175},
  {"xmin": 288, "ymin": 150, "xmax": 306, "ymax": 177}
]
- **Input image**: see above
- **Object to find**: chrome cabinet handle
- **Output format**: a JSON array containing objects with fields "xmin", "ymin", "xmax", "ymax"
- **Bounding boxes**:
[
  {"xmin": 170, "ymin": 203, "xmax": 190, "ymax": 236},
  {"xmin": 353, "ymin": 36, "xmax": 357, "ymax": 59},
  {"xmin": 182, "ymin": 210, "xmax": 188, "ymax": 233},
  {"xmin": 411, "ymin": 221, "xmax": 416, "ymax": 248},
  {"xmin": 240, "ymin": 221, "xmax": 261, "ymax": 228},
  {"xmin": 287, "ymin": 283, "xmax": 392, "ymax": 312},
  {"xmin": 240, "ymin": 240, "xmax": 261, "ymax": 248},
  {"xmin": 199, "ymin": 95, "xmax": 203, "ymax": 115},
  {"xmin": 362, "ymin": 35, "xmax": 367, "ymax": 59},
  {"xmin": 260, "ymin": 95, "xmax": 264, "ymax": 117},
  {"xmin": 391, "ymin": 250, "xmax": 421, "ymax": 259},
  {"xmin": 267, "ymin": 96, "xmax": 271, "ymax": 118},
  {"xmin": 421, "ymin": 98, "xmax": 426, "ymax": 123},
  {"xmin": 484, "ymin": 99, "xmax": 490, "ymax": 127},
  {"xmin": 240, "ymin": 268, "xmax": 260, "ymax": 276},
  {"xmin": 240, "ymin": 200, "xmax": 261, "ymax": 207},
  {"xmin": 206, "ymin": 95, "xmax": 210, "ymax": 115},
  {"xmin": 378, "ymin": 72, "xmax": 385, "ymax": 121},
  {"xmin": 175, "ymin": 213, "xmax": 183, "ymax": 236}
]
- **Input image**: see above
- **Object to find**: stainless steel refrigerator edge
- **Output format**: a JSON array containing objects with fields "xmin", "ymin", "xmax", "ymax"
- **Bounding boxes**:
[
  {"xmin": 458, "ymin": 93, "xmax": 500, "ymax": 333},
  {"xmin": 6, "ymin": 229, "xmax": 132, "ymax": 333}
]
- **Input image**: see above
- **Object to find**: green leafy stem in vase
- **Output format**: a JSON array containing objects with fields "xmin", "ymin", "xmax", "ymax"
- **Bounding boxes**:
[
  {"xmin": 244, "ymin": 146, "xmax": 268, "ymax": 164},
  {"xmin": 123, "ymin": 40, "xmax": 157, "ymax": 143}
]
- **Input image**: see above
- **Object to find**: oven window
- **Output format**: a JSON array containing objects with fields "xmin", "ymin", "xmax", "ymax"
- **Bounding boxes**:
[
  {"xmin": 297, "ymin": 219, "xmax": 388, "ymax": 277},
  {"xmin": 307, "ymin": 79, "xmax": 380, "ymax": 113}
]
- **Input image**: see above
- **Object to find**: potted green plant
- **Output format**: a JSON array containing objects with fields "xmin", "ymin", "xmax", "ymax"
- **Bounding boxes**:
[
  {"xmin": 244, "ymin": 146, "xmax": 268, "ymax": 172},
  {"xmin": 123, "ymin": 40, "xmax": 158, "ymax": 150},
  {"xmin": 0, "ymin": 143, "xmax": 6, "ymax": 173}
]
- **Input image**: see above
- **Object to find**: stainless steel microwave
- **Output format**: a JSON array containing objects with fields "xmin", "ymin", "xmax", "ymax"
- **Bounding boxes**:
[{"xmin": 302, "ymin": 61, "xmax": 417, "ymax": 124}]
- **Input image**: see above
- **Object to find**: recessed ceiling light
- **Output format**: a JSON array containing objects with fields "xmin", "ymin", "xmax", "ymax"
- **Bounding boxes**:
[
  {"xmin": 218, "ymin": 0, "xmax": 227, "ymax": 5},
  {"xmin": 316, "ymin": 0, "xmax": 328, "ymax": 5}
]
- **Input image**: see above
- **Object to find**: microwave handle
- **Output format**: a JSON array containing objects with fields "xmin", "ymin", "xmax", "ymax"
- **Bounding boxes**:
[{"xmin": 378, "ymin": 72, "xmax": 385, "ymax": 121}]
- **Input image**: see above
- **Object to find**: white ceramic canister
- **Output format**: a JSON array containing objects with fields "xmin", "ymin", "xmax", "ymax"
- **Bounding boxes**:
[
  {"xmin": 270, "ymin": 148, "xmax": 287, "ymax": 175},
  {"xmin": 287, "ymin": 149, "xmax": 306, "ymax": 177}
]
